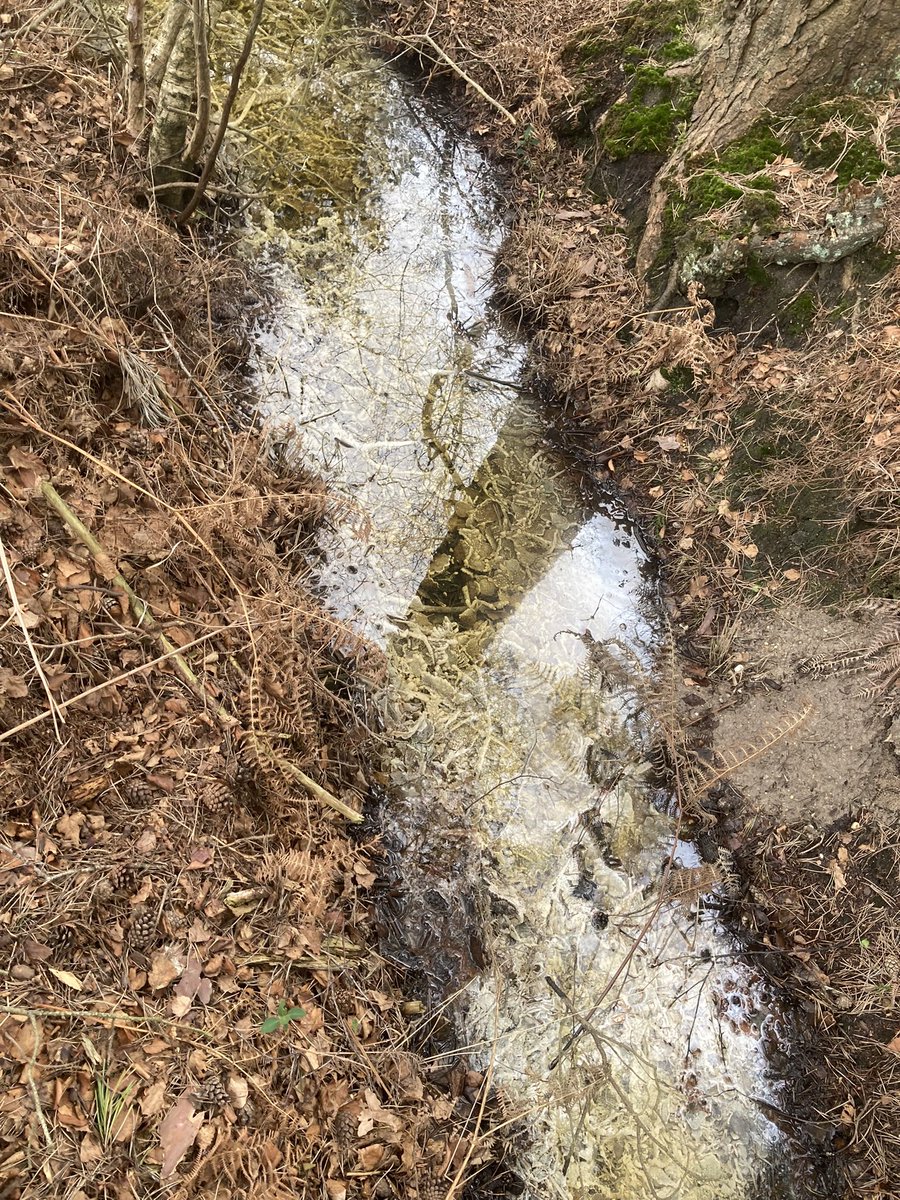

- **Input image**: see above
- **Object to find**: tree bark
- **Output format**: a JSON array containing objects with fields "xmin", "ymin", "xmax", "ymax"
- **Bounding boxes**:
[
  {"xmin": 685, "ymin": 0, "xmax": 900, "ymax": 159},
  {"xmin": 635, "ymin": 0, "xmax": 900, "ymax": 282},
  {"xmin": 125, "ymin": 0, "xmax": 146, "ymax": 138},
  {"xmin": 146, "ymin": 0, "xmax": 189, "ymax": 93}
]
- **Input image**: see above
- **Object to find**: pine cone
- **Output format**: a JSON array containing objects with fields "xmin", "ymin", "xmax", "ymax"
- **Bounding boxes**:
[
  {"xmin": 129, "ymin": 905, "xmax": 157, "ymax": 948},
  {"xmin": 191, "ymin": 1072, "xmax": 229, "ymax": 1111},
  {"xmin": 16, "ymin": 522, "xmax": 43, "ymax": 561},
  {"xmin": 418, "ymin": 1172, "xmax": 446, "ymax": 1200},
  {"xmin": 202, "ymin": 779, "xmax": 232, "ymax": 814},
  {"xmin": 51, "ymin": 924, "xmax": 75, "ymax": 957},
  {"xmin": 109, "ymin": 863, "xmax": 137, "ymax": 893},
  {"xmin": 332, "ymin": 1108, "xmax": 357, "ymax": 1149},
  {"xmin": 122, "ymin": 777, "xmax": 154, "ymax": 806},
  {"xmin": 125, "ymin": 428, "xmax": 151, "ymax": 456},
  {"xmin": 332, "ymin": 984, "xmax": 356, "ymax": 1015}
]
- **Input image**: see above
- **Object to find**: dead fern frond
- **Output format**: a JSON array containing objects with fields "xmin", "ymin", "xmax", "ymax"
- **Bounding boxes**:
[{"xmin": 692, "ymin": 705, "xmax": 813, "ymax": 797}]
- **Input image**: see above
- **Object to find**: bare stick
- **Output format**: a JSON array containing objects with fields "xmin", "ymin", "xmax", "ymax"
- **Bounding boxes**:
[
  {"xmin": 125, "ymin": 0, "xmax": 147, "ymax": 139},
  {"xmin": 251, "ymin": 736, "xmax": 363, "ymax": 824},
  {"xmin": 0, "ymin": 629, "xmax": 220, "ymax": 745},
  {"xmin": 178, "ymin": 0, "xmax": 265, "ymax": 222},
  {"xmin": 388, "ymin": 32, "xmax": 517, "ymax": 125},
  {"xmin": 0, "ymin": 530, "xmax": 64, "ymax": 741},
  {"xmin": 40, "ymin": 480, "xmax": 220, "ymax": 714},
  {"xmin": 184, "ymin": 0, "xmax": 211, "ymax": 164}
]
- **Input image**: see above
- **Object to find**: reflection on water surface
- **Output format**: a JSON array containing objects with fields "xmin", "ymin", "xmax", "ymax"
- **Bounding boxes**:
[{"xmin": 254, "ymin": 29, "xmax": 789, "ymax": 1200}]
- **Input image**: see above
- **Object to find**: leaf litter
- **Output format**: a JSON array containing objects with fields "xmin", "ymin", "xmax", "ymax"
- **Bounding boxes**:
[{"xmin": 0, "ymin": 5, "xmax": 506, "ymax": 1198}]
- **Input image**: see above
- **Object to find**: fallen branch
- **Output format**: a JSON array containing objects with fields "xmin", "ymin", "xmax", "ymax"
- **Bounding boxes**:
[
  {"xmin": 386, "ymin": 31, "xmax": 517, "ymax": 126},
  {"xmin": 0, "ymin": 529, "xmax": 64, "ymax": 741}
]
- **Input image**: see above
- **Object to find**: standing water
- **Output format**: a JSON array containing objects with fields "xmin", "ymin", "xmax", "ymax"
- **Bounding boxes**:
[{"xmin": 250, "ymin": 10, "xmax": 789, "ymax": 1196}]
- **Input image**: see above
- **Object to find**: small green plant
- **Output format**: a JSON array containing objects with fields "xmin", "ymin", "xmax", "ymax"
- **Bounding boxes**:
[
  {"xmin": 94, "ymin": 1068, "xmax": 135, "ymax": 1146},
  {"xmin": 260, "ymin": 999, "xmax": 307, "ymax": 1034}
]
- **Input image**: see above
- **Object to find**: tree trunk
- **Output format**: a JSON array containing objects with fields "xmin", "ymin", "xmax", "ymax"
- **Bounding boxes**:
[
  {"xmin": 685, "ymin": 0, "xmax": 900, "ymax": 159},
  {"xmin": 636, "ymin": 0, "xmax": 900, "ymax": 282},
  {"xmin": 146, "ymin": 0, "xmax": 189, "ymax": 93}
]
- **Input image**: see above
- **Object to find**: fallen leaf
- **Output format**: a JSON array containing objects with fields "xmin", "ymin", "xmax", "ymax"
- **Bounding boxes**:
[
  {"xmin": 226, "ymin": 1075, "xmax": 248, "ymax": 1110},
  {"xmin": 828, "ymin": 860, "xmax": 847, "ymax": 891},
  {"xmin": 325, "ymin": 1182, "xmax": 347, "ymax": 1200},
  {"xmin": 885, "ymin": 1033, "xmax": 900, "ymax": 1055},
  {"xmin": 48, "ymin": 967, "xmax": 83, "ymax": 991},
  {"xmin": 158, "ymin": 1095, "xmax": 203, "ymax": 1178},
  {"xmin": 173, "ymin": 952, "xmax": 203, "ymax": 1012},
  {"xmin": 148, "ymin": 952, "xmax": 182, "ymax": 991},
  {"xmin": 141, "ymin": 1078, "xmax": 168, "ymax": 1118},
  {"xmin": 358, "ymin": 1144, "xmax": 384, "ymax": 1170},
  {"xmin": 654, "ymin": 434, "xmax": 684, "ymax": 452},
  {"xmin": 79, "ymin": 1133, "xmax": 104, "ymax": 1164}
]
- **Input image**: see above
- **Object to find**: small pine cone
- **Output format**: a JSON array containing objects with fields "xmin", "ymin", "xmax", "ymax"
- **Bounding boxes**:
[
  {"xmin": 51, "ymin": 924, "xmax": 75, "ymax": 957},
  {"xmin": 122, "ymin": 777, "xmax": 155, "ymax": 806},
  {"xmin": 109, "ymin": 863, "xmax": 137, "ymax": 893},
  {"xmin": 232, "ymin": 763, "xmax": 259, "ymax": 800},
  {"xmin": 418, "ymin": 1172, "xmax": 445, "ymax": 1200},
  {"xmin": 202, "ymin": 779, "xmax": 232, "ymax": 814},
  {"xmin": 191, "ymin": 1072, "xmax": 229, "ymax": 1111},
  {"xmin": 125, "ymin": 428, "xmax": 151, "ymax": 456},
  {"xmin": 332, "ymin": 984, "xmax": 356, "ymax": 1015},
  {"xmin": 332, "ymin": 1108, "xmax": 357, "ymax": 1149},
  {"xmin": 129, "ymin": 905, "xmax": 157, "ymax": 948},
  {"xmin": 235, "ymin": 1098, "xmax": 255, "ymax": 1127},
  {"xmin": 16, "ymin": 522, "xmax": 43, "ymax": 561}
]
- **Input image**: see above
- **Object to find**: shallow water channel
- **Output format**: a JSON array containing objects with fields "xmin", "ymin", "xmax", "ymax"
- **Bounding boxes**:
[{"xmin": 252, "ymin": 21, "xmax": 789, "ymax": 1199}]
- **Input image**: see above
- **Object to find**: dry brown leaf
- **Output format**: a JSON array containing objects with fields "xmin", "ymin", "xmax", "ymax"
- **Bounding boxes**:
[
  {"xmin": 48, "ymin": 967, "xmax": 84, "ymax": 991},
  {"xmin": 226, "ymin": 1075, "xmax": 249, "ymax": 1110},
  {"xmin": 148, "ymin": 952, "xmax": 182, "ymax": 991},
  {"xmin": 325, "ymin": 1182, "xmax": 347, "ymax": 1200},
  {"xmin": 79, "ymin": 1133, "xmax": 104, "ymax": 1164},
  {"xmin": 358, "ymin": 1144, "xmax": 384, "ymax": 1170},
  {"xmin": 158, "ymin": 1095, "xmax": 203, "ymax": 1178},
  {"xmin": 140, "ymin": 1078, "xmax": 168, "ymax": 1118}
]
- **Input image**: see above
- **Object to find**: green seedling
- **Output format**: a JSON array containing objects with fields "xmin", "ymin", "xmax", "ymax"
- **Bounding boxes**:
[{"xmin": 260, "ymin": 1000, "xmax": 307, "ymax": 1034}]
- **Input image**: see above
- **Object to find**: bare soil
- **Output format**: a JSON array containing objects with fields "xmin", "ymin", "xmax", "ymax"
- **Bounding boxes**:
[{"xmin": 712, "ymin": 605, "xmax": 900, "ymax": 828}]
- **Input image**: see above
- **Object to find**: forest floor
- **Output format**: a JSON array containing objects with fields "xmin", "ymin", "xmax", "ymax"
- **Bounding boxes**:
[
  {"xmin": 0, "ymin": 8, "xmax": 498, "ymax": 1200},
  {"xmin": 373, "ymin": 1, "xmax": 900, "ymax": 1196}
]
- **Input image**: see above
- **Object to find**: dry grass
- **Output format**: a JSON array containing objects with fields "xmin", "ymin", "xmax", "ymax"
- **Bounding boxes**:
[{"xmin": 0, "ymin": 7, "xmax": 504, "ymax": 1197}]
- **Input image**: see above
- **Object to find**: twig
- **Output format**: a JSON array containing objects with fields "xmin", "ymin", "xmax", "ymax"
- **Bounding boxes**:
[
  {"xmin": 251, "ymin": 736, "xmax": 363, "ymax": 823},
  {"xmin": 178, "ymin": 0, "xmax": 265, "ymax": 222},
  {"xmin": 40, "ymin": 480, "xmax": 359, "ymax": 823},
  {"xmin": 26, "ymin": 1015, "xmax": 54, "ymax": 1150},
  {"xmin": 0, "ymin": 529, "xmax": 64, "ymax": 741},
  {"xmin": 387, "ymin": 31, "xmax": 517, "ymax": 125},
  {"xmin": 40, "ymin": 480, "xmax": 225, "ymax": 719},
  {"xmin": 0, "ymin": 628, "xmax": 221, "ymax": 745},
  {"xmin": 125, "ymin": 0, "xmax": 147, "ymax": 139}
]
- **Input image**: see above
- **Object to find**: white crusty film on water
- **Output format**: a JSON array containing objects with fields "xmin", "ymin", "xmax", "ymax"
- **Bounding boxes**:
[{"xmin": 252, "ymin": 9, "xmax": 786, "ymax": 1196}]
